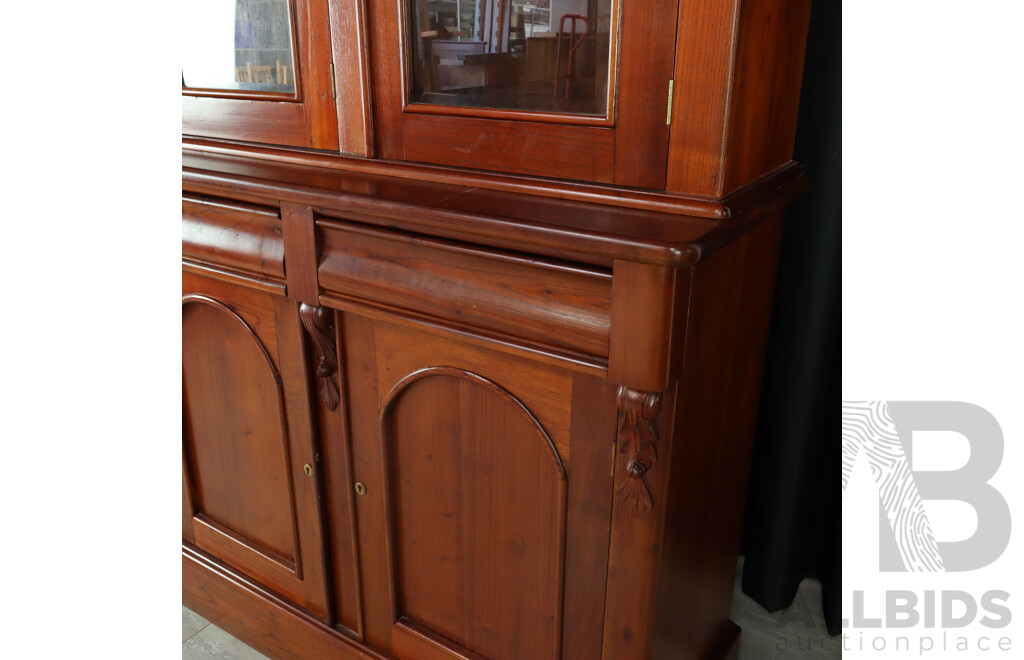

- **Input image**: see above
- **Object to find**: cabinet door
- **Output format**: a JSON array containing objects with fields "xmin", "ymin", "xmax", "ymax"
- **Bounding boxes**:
[
  {"xmin": 182, "ymin": 273, "xmax": 330, "ymax": 619},
  {"xmin": 369, "ymin": 0, "xmax": 678, "ymax": 187},
  {"xmin": 182, "ymin": 0, "xmax": 372, "ymax": 154},
  {"xmin": 342, "ymin": 314, "xmax": 618, "ymax": 660}
]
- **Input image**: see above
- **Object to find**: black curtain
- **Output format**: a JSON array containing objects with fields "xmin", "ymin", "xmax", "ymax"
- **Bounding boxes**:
[{"xmin": 740, "ymin": 0, "xmax": 841, "ymax": 636}]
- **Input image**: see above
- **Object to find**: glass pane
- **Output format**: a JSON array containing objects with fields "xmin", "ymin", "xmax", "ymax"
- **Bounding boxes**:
[
  {"xmin": 409, "ymin": 0, "xmax": 613, "ymax": 116},
  {"xmin": 182, "ymin": 0, "xmax": 296, "ymax": 94}
]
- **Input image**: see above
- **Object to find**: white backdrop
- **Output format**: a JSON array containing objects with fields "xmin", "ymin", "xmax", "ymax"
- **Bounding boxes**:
[{"xmin": 843, "ymin": 1, "xmax": 1024, "ymax": 657}]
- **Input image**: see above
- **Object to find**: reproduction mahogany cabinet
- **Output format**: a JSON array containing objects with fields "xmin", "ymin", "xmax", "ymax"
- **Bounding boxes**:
[{"xmin": 182, "ymin": 1, "xmax": 813, "ymax": 659}]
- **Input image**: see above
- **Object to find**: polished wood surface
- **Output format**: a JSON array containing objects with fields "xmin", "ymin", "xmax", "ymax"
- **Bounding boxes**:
[
  {"xmin": 328, "ymin": 0, "xmax": 374, "ymax": 156},
  {"xmin": 313, "ymin": 304, "xmax": 365, "ymax": 637},
  {"xmin": 183, "ymin": 150, "xmax": 805, "ymax": 269},
  {"xmin": 721, "ymin": 0, "xmax": 812, "ymax": 193},
  {"xmin": 665, "ymin": 0, "xmax": 739, "ymax": 197},
  {"xmin": 183, "ymin": 292, "xmax": 298, "ymax": 569},
  {"xmin": 182, "ymin": 195, "xmax": 285, "ymax": 284},
  {"xmin": 651, "ymin": 213, "xmax": 786, "ymax": 659},
  {"xmin": 401, "ymin": 114, "xmax": 616, "ymax": 184},
  {"xmin": 182, "ymin": 274, "xmax": 330, "ymax": 620},
  {"xmin": 612, "ymin": 0, "xmax": 677, "ymax": 189},
  {"xmin": 337, "ymin": 315, "xmax": 617, "ymax": 660},
  {"xmin": 317, "ymin": 219, "xmax": 612, "ymax": 355},
  {"xmin": 608, "ymin": 261, "xmax": 688, "ymax": 392},
  {"xmin": 181, "ymin": 159, "xmax": 804, "ymax": 660},
  {"xmin": 666, "ymin": 0, "xmax": 812, "ymax": 196},
  {"xmin": 383, "ymin": 368, "xmax": 566, "ymax": 660},
  {"xmin": 183, "ymin": 98, "xmax": 309, "ymax": 148},
  {"xmin": 181, "ymin": 1, "xmax": 813, "ymax": 656},
  {"xmin": 281, "ymin": 202, "xmax": 320, "ymax": 304},
  {"xmin": 561, "ymin": 374, "xmax": 618, "ymax": 660},
  {"xmin": 184, "ymin": 138, "xmax": 805, "ymax": 219}
]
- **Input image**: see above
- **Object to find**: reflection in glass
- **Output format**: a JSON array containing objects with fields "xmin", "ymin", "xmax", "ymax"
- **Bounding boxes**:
[
  {"xmin": 182, "ymin": 0, "xmax": 296, "ymax": 94},
  {"xmin": 409, "ymin": 0, "xmax": 612, "ymax": 116}
]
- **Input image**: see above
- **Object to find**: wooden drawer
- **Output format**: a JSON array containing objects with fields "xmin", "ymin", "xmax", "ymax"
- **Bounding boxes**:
[
  {"xmin": 182, "ymin": 196, "xmax": 284, "ymax": 285},
  {"xmin": 317, "ymin": 218, "xmax": 612, "ymax": 357}
]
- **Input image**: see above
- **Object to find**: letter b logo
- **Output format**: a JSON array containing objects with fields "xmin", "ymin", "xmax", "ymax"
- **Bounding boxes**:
[{"xmin": 842, "ymin": 401, "xmax": 1010, "ymax": 572}]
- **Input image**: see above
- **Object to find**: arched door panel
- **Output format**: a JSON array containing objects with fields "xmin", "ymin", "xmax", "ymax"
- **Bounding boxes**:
[
  {"xmin": 339, "ymin": 315, "xmax": 618, "ymax": 660},
  {"xmin": 181, "ymin": 274, "xmax": 330, "ymax": 619}
]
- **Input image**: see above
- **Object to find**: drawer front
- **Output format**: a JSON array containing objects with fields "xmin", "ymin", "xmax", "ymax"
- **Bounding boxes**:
[
  {"xmin": 182, "ymin": 196, "xmax": 284, "ymax": 284},
  {"xmin": 318, "ymin": 219, "xmax": 612, "ymax": 357}
]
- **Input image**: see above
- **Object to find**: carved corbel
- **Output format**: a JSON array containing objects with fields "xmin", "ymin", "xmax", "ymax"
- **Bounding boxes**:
[
  {"xmin": 615, "ymin": 386, "xmax": 664, "ymax": 513},
  {"xmin": 299, "ymin": 303, "xmax": 340, "ymax": 411}
]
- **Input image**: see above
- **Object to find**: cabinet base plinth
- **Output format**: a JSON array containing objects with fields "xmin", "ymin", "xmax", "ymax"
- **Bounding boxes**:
[
  {"xmin": 185, "ymin": 544, "xmax": 745, "ymax": 660},
  {"xmin": 183, "ymin": 545, "xmax": 387, "ymax": 660}
]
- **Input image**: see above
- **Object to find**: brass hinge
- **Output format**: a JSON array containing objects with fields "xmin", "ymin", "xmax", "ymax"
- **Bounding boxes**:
[
  {"xmin": 666, "ymin": 79, "xmax": 674, "ymax": 125},
  {"xmin": 330, "ymin": 62, "xmax": 337, "ymax": 100}
]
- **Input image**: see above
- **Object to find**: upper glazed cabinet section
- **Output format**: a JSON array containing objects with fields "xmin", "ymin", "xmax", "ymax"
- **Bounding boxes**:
[
  {"xmin": 182, "ymin": 0, "xmax": 372, "ymax": 155},
  {"xmin": 182, "ymin": 0, "xmax": 297, "ymax": 95},
  {"xmin": 182, "ymin": 0, "xmax": 812, "ymax": 197}
]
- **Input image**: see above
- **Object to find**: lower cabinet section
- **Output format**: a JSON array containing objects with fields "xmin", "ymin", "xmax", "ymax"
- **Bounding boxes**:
[
  {"xmin": 181, "ymin": 191, "xmax": 783, "ymax": 660},
  {"xmin": 182, "ymin": 279, "xmax": 622, "ymax": 660}
]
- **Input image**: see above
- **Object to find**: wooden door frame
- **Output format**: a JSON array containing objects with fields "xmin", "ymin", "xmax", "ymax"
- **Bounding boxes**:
[
  {"xmin": 183, "ymin": 0, "xmax": 373, "ymax": 155},
  {"xmin": 181, "ymin": 275, "xmax": 332, "ymax": 621},
  {"xmin": 367, "ymin": 0, "xmax": 678, "ymax": 187}
]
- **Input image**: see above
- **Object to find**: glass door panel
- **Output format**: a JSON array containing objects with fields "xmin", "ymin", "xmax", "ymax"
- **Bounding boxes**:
[
  {"xmin": 408, "ymin": 0, "xmax": 613, "ymax": 116},
  {"xmin": 182, "ymin": 0, "xmax": 297, "ymax": 95}
]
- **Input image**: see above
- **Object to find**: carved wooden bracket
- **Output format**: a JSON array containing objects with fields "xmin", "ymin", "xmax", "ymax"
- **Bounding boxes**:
[
  {"xmin": 299, "ymin": 303, "xmax": 340, "ymax": 411},
  {"xmin": 615, "ymin": 386, "xmax": 663, "ymax": 513}
]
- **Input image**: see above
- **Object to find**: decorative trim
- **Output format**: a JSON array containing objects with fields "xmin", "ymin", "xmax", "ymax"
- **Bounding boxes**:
[
  {"xmin": 299, "ymin": 303, "xmax": 340, "ymax": 411},
  {"xmin": 615, "ymin": 386, "xmax": 663, "ymax": 512},
  {"xmin": 182, "ymin": 294, "xmax": 280, "ymax": 384},
  {"xmin": 380, "ymin": 366, "xmax": 566, "ymax": 481},
  {"xmin": 182, "ymin": 258, "xmax": 287, "ymax": 295},
  {"xmin": 377, "ymin": 366, "xmax": 569, "ymax": 639}
]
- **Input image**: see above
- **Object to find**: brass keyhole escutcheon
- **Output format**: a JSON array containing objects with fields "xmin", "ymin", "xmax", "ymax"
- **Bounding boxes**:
[
  {"xmin": 303, "ymin": 464, "xmax": 313, "ymax": 477},
  {"xmin": 354, "ymin": 482, "xmax": 367, "ymax": 496}
]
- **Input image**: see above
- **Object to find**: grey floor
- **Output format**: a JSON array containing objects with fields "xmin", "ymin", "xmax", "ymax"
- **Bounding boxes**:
[
  {"xmin": 730, "ymin": 559, "xmax": 839, "ymax": 659},
  {"xmin": 182, "ymin": 558, "xmax": 838, "ymax": 659}
]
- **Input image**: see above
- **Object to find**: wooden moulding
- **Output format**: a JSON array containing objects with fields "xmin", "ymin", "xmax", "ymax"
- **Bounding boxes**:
[
  {"xmin": 183, "ymin": 149, "xmax": 805, "ymax": 271},
  {"xmin": 183, "ymin": 98, "xmax": 309, "ymax": 148},
  {"xmin": 318, "ymin": 292, "xmax": 608, "ymax": 378},
  {"xmin": 401, "ymin": 114, "xmax": 617, "ymax": 184},
  {"xmin": 608, "ymin": 261, "xmax": 690, "ymax": 392},
  {"xmin": 182, "ymin": 138, "xmax": 805, "ymax": 220},
  {"xmin": 182, "ymin": 194, "xmax": 286, "ymax": 292},
  {"xmin": 184, "ymin": 545, "xmax": 387, "ymax": 660},
  {"xmin": 298, "ymin": 303, "xmax": 341, "ymax": 412},
  {"xmin": 316, "ymin": 218, "xmax": 613, "ymax": 357}
]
